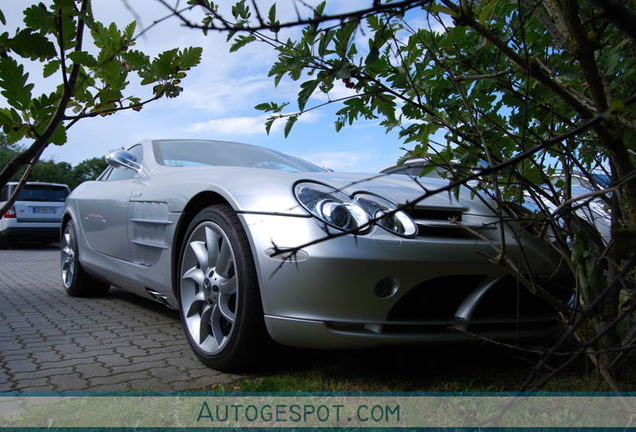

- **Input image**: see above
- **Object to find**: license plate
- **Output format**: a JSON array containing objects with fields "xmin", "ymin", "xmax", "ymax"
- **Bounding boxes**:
[{"xmin": 32, "ymin": 207, "xmax": 57, "ymax": 214}]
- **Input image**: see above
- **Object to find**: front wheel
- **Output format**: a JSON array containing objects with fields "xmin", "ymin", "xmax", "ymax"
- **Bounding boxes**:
[
  {"xmin": 178, "ymin": 205, "xmax": 268, "ymax": 371},
  {"xmin": 61, "ymin": 220, "xmax": 110, "ymax": 297}
]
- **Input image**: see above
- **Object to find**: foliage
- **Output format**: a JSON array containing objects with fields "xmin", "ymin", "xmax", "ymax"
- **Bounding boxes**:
[
  {"xmin": 71, "ymin": 156, "xmax": 108, "ymax": 185},
  {"xmin": 186, "ymin": 0, "xmax": 636, "ymax": 388},
  {"xmin": 0, "ymin": 137, "xmax": 107, "ymax": 189},
  {"xmin": 0, "ymin": 0, "xmax": 202, "ymax": 213}
]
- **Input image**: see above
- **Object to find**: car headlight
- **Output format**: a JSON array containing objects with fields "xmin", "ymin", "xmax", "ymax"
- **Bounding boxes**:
[
  {"xmin": 294, "ymin": 182, "xmax": 370, "ymax": 232},
  {"xmin": 354, "ymin": 193, "xmax": 418, "ymax": 237}
]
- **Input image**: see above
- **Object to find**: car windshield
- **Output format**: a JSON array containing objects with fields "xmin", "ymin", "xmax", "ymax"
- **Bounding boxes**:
[
  {"xmin": 153, "ymin": 140, "xmax": 325, "ymax": 173},
  {"xmin": 384, "ymin": 164, "xmax": 445, "ymax": 179},
  {"xmin": 17, "ymin": 185, "xmax": 69, "ymax": 202}
]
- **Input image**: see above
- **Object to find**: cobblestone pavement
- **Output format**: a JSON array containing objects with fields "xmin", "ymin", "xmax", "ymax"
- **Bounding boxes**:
[{"xmin": 0, "ymin": 246, "xmax": 240, "ymax": 392}]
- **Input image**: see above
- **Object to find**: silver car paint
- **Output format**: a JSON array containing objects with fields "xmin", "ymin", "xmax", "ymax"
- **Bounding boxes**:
[{"xmin": 65, "ymin": 139, "xmax": 562, "ymax": 348}]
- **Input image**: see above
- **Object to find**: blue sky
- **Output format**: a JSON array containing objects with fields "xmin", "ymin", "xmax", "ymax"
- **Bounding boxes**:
[{"xmin": 2, "ymin": 0, "xmax": 409, "ymax": 172}]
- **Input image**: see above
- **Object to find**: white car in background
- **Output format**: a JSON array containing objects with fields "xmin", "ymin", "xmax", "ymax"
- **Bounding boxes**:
[{"xmin": 0, "ymin": 182, "xmax": 70, "ymax": 248}]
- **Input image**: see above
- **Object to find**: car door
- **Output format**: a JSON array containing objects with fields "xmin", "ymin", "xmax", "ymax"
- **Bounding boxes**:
[{"xmin": 77, "ymin": 144, "xmax": 144, "ymax": 261}]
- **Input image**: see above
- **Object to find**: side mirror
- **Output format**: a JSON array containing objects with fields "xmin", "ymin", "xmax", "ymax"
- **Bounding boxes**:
[{"xmin": 106, "ymin": 150, "xmax": 142, "ymax": 172}]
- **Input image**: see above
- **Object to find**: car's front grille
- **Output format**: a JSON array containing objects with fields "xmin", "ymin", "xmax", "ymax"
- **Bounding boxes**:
[
  {"xmin": 403, "ymin": 206, "xmax": 498, "ymax": 238},
  {"xmin": 406, "ymin": 207, "xmax": 463, "ymax": 222},
  {"xmin": 387, "ymin": 274, "xmax": 558, "ymax": 325},
  {"xmin": 403, "ymin": 206, "xmax": 476, "ymax": 238},
  {"xmin": 325, "ymin": 274, "xmax": 562, "ymax": 340}
]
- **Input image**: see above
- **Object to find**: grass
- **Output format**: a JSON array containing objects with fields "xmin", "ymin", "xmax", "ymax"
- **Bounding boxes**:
[
  {"xmin": 206, "ymin": 342, "xmax": 636, "ymax": 393},
  {"xmin": 3, "ymin": 342, "xmax": 634, "ymax": 428}
]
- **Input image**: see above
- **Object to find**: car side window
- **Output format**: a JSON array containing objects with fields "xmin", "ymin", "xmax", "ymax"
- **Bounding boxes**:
[{"xmin": 106, "ymin": 144, "xmax": 143, "ymax": 181}]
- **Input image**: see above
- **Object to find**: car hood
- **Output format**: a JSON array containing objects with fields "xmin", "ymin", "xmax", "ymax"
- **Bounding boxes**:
[
  {"xmin": 150, "ymin": 166, "xmax": 494, "ymax": 217},
  {"xmin": 307, "ymin": 171, "xmax": 476, "ymax": 211}
]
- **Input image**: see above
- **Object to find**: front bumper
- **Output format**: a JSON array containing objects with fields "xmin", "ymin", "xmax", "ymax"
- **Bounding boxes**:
[{"xmin": 240, "ymin": 213, "xmax": 564, "ymax": 349}]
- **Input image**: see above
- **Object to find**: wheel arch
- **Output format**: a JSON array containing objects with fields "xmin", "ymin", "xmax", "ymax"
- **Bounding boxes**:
[
  {"xmin": 171, "ymin": 191, "xmax": 235, "ymax": 299},
  {"xmin": 60, "ymin": 212, "xmax": 73, "ymax": 242}
]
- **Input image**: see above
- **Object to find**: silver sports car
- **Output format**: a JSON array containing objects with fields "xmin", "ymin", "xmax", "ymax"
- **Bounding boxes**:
[{"xmin": 61, "ymin": 139, "xmax": 565, "ymax": 370}]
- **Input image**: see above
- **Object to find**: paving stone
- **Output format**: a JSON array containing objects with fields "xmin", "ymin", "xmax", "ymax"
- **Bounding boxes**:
[
  {"xmin": 2, "ymin": 358, "xmax": 39, "ymax": 374},
  {"xmin": 110, "ymin": 361, "xmax": 168, "ymax": 376},
  {"xmin": 185, "ymin": 365, "xmax": 223, "ymax": 380},
  {"xmin": 172, "ymin": 375, "xmax": 232, "ymax": 391},
  {"xmin": 0, "ymin": 247, "xmax": 238, "ymax": 392},
  {"xmin": 0, "ymin": 382, "xmax": 14, "ymax": 392},
  {"xmin": 74, "ymin": 363, "xmax": 112, "ymax": 379},
  {"xmin": 113, "ymin": 345, "xmax": 148, "ymax": 358},
  {"xmin": 89, "ymin": 371, "xmax": 151, "ymax": 387},
  {"xmin": 81, "ymin": 383, "xmax": 129, "ymax": 393},
  {"xmin": 47, "ymin": 374, "xmax": 91, "ymax": 392},
  {"xmin": 28, "ymin": 351, "xmax": 62, "ymax": 364},
  {"xmin": 9, "ymin": 377, "xmax": 51, "ymax": 390},
  {"xmin": 126, "ymin": 378, "xmax": 173, "ymax": 392},
  {"xmin": 125, "ymin": 377, "xmax": 168, "ymax": 392},
  {"xmin": 36, "ymin": 356, "xmax": 96, "ymax": 370},
  {"xmin": 95, "ymin": 353, "xmax": 132, "ymax": 367},
  {"xmin": 59, "ymin": 349, "xmax": 117, "ymax": 361},
  {"xmin": 12, "ymin": 367, "xmax": 73, "ymax": 382}
]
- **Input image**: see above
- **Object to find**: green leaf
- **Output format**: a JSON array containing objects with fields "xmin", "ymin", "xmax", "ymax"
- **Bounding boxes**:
[
  {"xmin": 179, "ymin": 47, "xmax": 203, "ymax": 69},
  {"xmin": 68, "ymin": 51, "xmax": 98, "ymax": 68},
  {"xmin": 298, "ymin": 80, "xmax": 319, "ymax": 112},
  {"xmin": 429, "ymin": 3, "xmax": 457, "ymax": 17},
  {"xmin": 23, "ymin": 3, "xmax": 55, "ymax": 33},
  {"xmin": 0, "ymin": 9, "xmax": 5, "ymax": 26},
  {"xmin": 49, "ymin": 124, "xmax": 67, "ymax": 146},
  {"xmin": 609, "ymin": 99, "xmax": 626, "ymax": 113},
  {"xmin": 267, "ymin": 4, "xmax": 280, "ymax": 33},
  {"xmin": 255, "ymin": 102, "xmax": 274, "ymax": 112},
  {"xmin": 264, "ymin": 116, "xmax": 276, "ymax": 135},
  {"xmin": 0, "ymin": 57, "xmax": 33, "ymax": 110},
  {"xmin": 478, "ymin": 0, "xmax": 497, "ymax": 25},
  {"xmin": 151, "ymin": 48, "xmax": 179, "ymax": 78},
  {"xmin": 268, "ymin": 3, "xmax": 276, "ymax": 23},
  {"xmin": 231, "ymin": 0, "xmax": 251, "ymax": 19},
  {"xmin": 314, "ymin": 2, "xmax": 326, "ymax": 18},
  {"xmin": 43, "ymin": 60, "xmax": 61, "ymax": 78},
  {"xmin": 230, "ymin": 34, "xmax": 256, "ymax": 52},
  {"xmin": 335, "ymin": 19, "xmax": 359, "ymax": 57},
  {"xmin": 122, "ymin": 50, "xmax": 150, "ymax": 70},
  {"xmin": 98, "ymin": 87, "xmax": 123, "ymax": 105},
  {"xmin": 104, "ymin": 60, "xmax": 127, "ymax": 91},
  {"xmin": 284, "ymin": 115, "xmax": 298, "ymax": 138},
  {"xmin": 0, "ymin": 108, "xmax": 25, "ymax": 144},
  {"xmin": 318, "ymin": 30, "xmax": 335, "ymax": 57},
  {"xmin": 124, "ymin": 21, "xmax": 136, "ymax": 42},
  {"xmin": 9, "ymin": 29, "xmax": 57, "ymax": 60}
]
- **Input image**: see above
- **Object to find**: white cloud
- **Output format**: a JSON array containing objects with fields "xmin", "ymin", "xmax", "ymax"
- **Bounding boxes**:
[
  {"xmin": 305, "ymin": 151, "xmax": 377, "ymax": 171},
  {"xmin": 188, "ymin": 115, "xmax": 279, "ymax": 135},
  {"xmin": 178, "ymin": 76, "xmax": 273, "ymax": 114},
  {"xmin": 187, "ymin": 110, "xmax": 320, "ymax": 136},
  {"xmin": 8, "ymin": 0, "xmax": 407, "ymax": 175}
]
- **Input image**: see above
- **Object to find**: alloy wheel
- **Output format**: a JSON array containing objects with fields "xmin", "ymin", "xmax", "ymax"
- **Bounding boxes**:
[{"xmin": 180, "ymin": 221, "xmax": 238, "ymax": 355}]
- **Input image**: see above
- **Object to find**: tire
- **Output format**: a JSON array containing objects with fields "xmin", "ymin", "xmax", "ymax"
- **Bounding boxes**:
[
  {"xmin": 178, "ymin": 204, "xmax": 268, "ymax": 371},
  {"xmin": 60, "ymin": 220, "xmax": 110, "ymax": 297}
]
